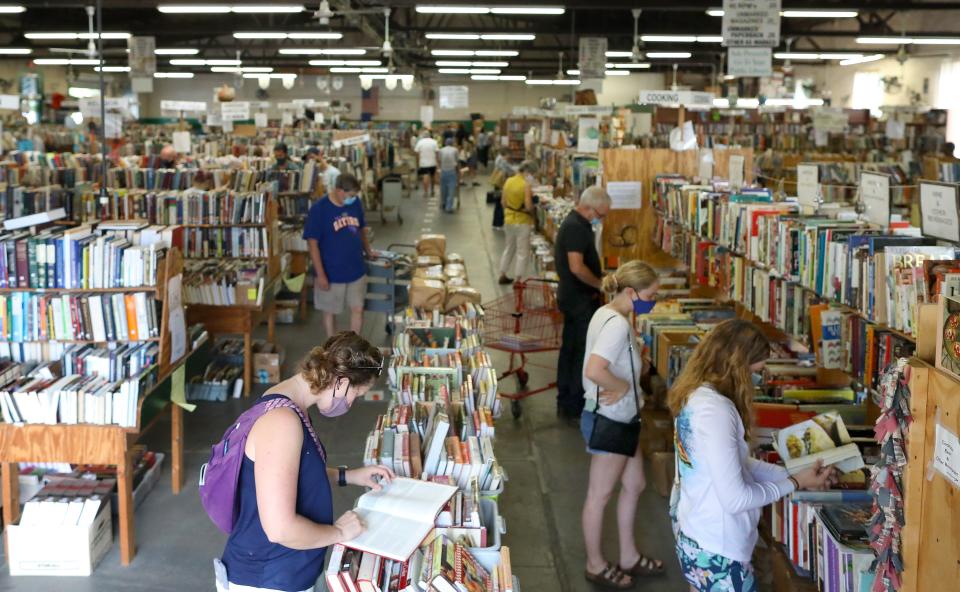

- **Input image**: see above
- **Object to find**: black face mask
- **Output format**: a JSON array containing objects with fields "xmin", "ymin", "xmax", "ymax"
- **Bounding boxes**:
[
  {"xmin": 276, "ymin": 156, "xmax": 287, "ymax": 165},
  {"xmin": 160, "ymin": 159, "xmax": 175, "ymax": 169}
]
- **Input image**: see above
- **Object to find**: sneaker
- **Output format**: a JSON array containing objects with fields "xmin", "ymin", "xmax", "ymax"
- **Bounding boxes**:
[{"xmin": 498, "ymin": 275, "xmax": 513, "ymax": 285}]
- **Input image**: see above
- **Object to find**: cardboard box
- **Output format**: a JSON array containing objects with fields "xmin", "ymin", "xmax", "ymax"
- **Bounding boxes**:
[
  {"xmin": 650, "ymin": 451, "xmax": 675, "ymax": 497},
  {"xmin": 640, "ymin": 408, "xmax": 674, "ymax": 458},
  {"xmin": 235, "ymin": 281, "xmax": 260, "ymax": 306},
  {"xmin": 7, "ymin": 501, "xmax": 112, "ymax": 576},
  {"xmin": 253, "ymin": 342, "xmax": 285, "ymax": 384}
]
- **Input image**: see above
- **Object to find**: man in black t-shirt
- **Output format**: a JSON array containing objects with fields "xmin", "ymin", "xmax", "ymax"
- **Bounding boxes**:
[{"xmin": 554, "ymin": 186, "xmax": 611, "ymax": 420}]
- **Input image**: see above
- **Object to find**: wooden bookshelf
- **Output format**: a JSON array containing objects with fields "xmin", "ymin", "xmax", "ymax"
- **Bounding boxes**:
[{"xmin": 0, "ymin": 247, "xmax": 210, "ymax": 567}]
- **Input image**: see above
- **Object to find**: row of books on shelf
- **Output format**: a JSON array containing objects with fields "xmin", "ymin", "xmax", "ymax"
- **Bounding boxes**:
[
  {"xmin": 0, "ymin": 185, "xmax": 73, "ymax": 222},
  {"xmin": 0, "ymin": 225, "xmax": 169, "ymax": 290},
  {"xmin": 138, "ymin": 190, "xmax": 269, "ymax": 226},
  {"xmin": 391, "ymin": 306, "xmax": 485, "ymax": 334},
  {"xmin": 279, "ymin": 225, "xmax": 308, "ymax": 252},
  {"xmin": 17, "ymin": 479, "xmax": 114, "ymax": 528},
  {"xmin": 278, "ymin": 194, "xmax": 316, "ymax": 219},
  {"xmin": 390, "ymin": 365, "xmax": 498, "ymax": 418},
  {"xmin": 182, "ymin": 260, "xmax": 267, "ymax": 307},
  {"xmin": 183, "ymin": 226, "xmax": 270, "ymax": 259},
  {"xmin": 391, "ymin": 330, "xmax": 484, "ymax": 359},
  {"xmin": 0, "ymin": 291, "xmax": 160, "ymax": 343}
]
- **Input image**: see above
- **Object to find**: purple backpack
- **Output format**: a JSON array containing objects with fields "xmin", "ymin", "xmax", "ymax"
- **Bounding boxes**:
[{"xmin": 199, "ymin": 394, "xmax": 326, "ymax": 534}]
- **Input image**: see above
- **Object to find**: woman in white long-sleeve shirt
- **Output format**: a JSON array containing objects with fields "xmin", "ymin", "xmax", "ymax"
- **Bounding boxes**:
[{"xmin": 667, "ymin": 320, "xmax": 837, "ymax": 592}]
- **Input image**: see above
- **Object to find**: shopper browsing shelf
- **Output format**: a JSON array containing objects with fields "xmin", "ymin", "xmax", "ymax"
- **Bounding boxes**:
[
  {"xmin": 668, "ymin": 320, "xmax": 838, "ymax": 592},
  {"xmin": 159, "ymin": 143, "xmax": 180, "ymax": 169},
  {"xmin": 272, "ymin": 143, "xmax": 301, "ymax": 172},
  {"xmin": 554, "ymin": 186, "xmax": 610, "ymax": 419},
  {"xmin": 497, "ymin": 160, "xmax": 538, "ymax": 285},
  {"xmin": 477, "ymin": 129, "xmax": 491, "ymax": 169},
  {"xmin": 580, "ymin": 261, "xmax": 663, "ymax": 589},
  {"xmin": 317, "ymin": 155, "xmax": 341, "ymax": 196},
  {"xmin": 414, "ymin": 130, "xmax": 439, "ymax": 196},
  {"xmin": 303, "ymin": 173, "xmax": 374, "ymax": 338},
  {"xmin": 214, "ymin": 332, "xmax": 394, "ymax": 592},
  {"xmin": 438, "ymin": 137, "xmax": 460, "ymax": 213}
]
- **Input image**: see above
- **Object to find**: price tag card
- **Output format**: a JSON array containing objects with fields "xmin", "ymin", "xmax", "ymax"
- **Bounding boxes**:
[
  {"xmin": 920, "ymin": 181, "xmax": 960, "ymax": 242},
  {"xmin": 797, "ymin": 164, "xmax": 820, "ymax": 211},
  {"xmin": 860, "ymin": 171, "xmax": 891, "ymax": 227}
]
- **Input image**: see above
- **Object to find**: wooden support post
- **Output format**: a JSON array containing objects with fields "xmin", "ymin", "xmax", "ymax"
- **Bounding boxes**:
[
  {"xmin": 117, "ymin": 448, "xmax": 136, "ymax": 566},
  {"xmin": 2, "ymin": 462, "xmax": 20, "ymax": 563},
  {"xmin": 171, "ymin": 403, "xmax": 184, "ymax": 495},
  {"xmin": 267, "ymin": 304, "xmax": 276, "ymax": 343}
]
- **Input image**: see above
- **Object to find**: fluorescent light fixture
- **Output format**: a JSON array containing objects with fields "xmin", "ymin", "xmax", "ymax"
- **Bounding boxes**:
[
  {"xmin": 427, "ymin": 33, "xmax": 481, "ymax": 40},
  {"xmin": 328, "ymin": 67, "xmax": 387, "ymax": 73},
  {"xmin": 94, "ymin": 65, "xmax": 130, "ymax": 72},
  {"xmin": 706, "ymin": 9, "xmax": 724, "ymax": 16},
  {"xmin": 476, "ymin": 50, "xmax": 518, "ymax": 56},
  {"xmin": 432, "ymin": 49, "xmax": 475, "ymax": 56},
  {"xmin": 234, "ymin": 32, "xmax": 287, "ymax": 39},
  {"xmin": 913, "ymin": 38, "xmax": 960, "ymax": 45},
  {"xmin": 68, "ymin": 86, "xmax": 99, "ymax": 98},
  {"xmin": 436, "ymin": 61, "xmax": 473, "ymax": 67},
  {"xmin": 0, "ymin": 48, "xmax": 30, "ymax": 55},
  {"xmin": 606, "ymin": 62, "xmax": 651, "ymax": 69},
  {"xmin": 155, "ymin": 48, "xmax": 199, "ymax": 55},
  {"xmin": 308, "ymin": 59, "xmax": 382, "ymax": 66},
  {"xmin": 839, "ymin": 54, "xmax": 884, "ymax": 66},
  {"xmin": 283, "ymin": 48, "xmax": 366, "ymax": 55},
  {"xmin": 236, "ymin": 31, "xmax": 343, "ymax": 40},
  {"xmin": 416, "ymin": 5, "xmax": 489, "ymax": 13},
  {"xmin": 468, "ymin": 68, "xmax": 501, "ymax": 74},
  {"xmin": 566, "ymin": 69, "xmax": 580, "ymax": 75},
  {"xmin": 471, "ymin": 74, "xmax": 526, "ymax": 80},
  {"xmin": 289, "ymin": 32, "xmax": 342, "ymax": 39},
  {"xmin": 782, "ymin": 10, "xmax": 858, "ymax": 18},
  {"xmin": 154, "ymin": 72, "xmax": 194, "ymax": 78},
  {"xmin": 0, "ymin": 5, "xmax": 25, "ymax": 13},
  {"xmin": 856, "ymin": 37, "xmax": 913, "ymax": 44},
  {"xmin": 158, "ymin": 4, "xmax": 302, "ymax": 13},
  {"xmin": 774, "ymin": 53, "xmax": 863, "ymax": 60},
  {"xmin": 642, "ymin": 35, "xmax": 696, "ymax": 42},
  {"xmin": 480, "ymin": 33, "xmax": 535, "ymax": 41},
  {"xmin": 242, "ymin": 72, "xmax": 298, "ymax": 78},
  {"xmin": 34, "ymin": 58, "xmax": 99, "ymax": 65},
  {"xmin": 363, "ymin": 73, "xmax": 414, "ymax": 80},
  {"xmin": 206, "ymin": 59, "xmax": 242, "ymax": 65},
  {"xmin": 605, "ymin": 70, "xmax": 629, "ymax": 76},
  {"xmin": 697, "ymin": 36, "xmax": 724, "ymax": 43},
  {"xmin": 26, "ymin": 32, "xmax": 129, "ymax": 40},
  {"xmin": 525, "ymin": 78, "xmax": 580, "ymax": 85},
  {"xmin": 818, "ymin": 53, "xmax": 864, "ymax": 60},
  {"xmin": 646, "ymin": 52, "xmax": 691, "ymax": 59},
  {"xmin": 211, "ymin": 66, "xmax": 274, "ymax": 73},
  {"xmin": 438, "ymin": 68, "xmax": 502, "ymax": 74},
  {"xmin": 168, "ymin": 59, "xmax": 205, "ymax": 65},
  {"xmin": 490, "ymin": 6, "xmax": 564, "ymax": 14},
  {"xmin": 605, "ymin": 51, "xmax": 633, "ymax": 58}
]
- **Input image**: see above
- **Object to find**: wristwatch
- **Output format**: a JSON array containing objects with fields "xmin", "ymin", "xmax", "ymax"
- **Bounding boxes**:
[{"xmin": 338, "ymin": 465, "xmax": 348, "ymax": 487}]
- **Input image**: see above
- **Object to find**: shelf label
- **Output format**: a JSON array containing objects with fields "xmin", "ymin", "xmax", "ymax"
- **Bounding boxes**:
[
  {"xmin": 729, "ymin": 154, "xmax": 745, "ymax": 189},
  {"xmin": 920, "ymin": 181, "xmax": 960, "ymax": 242},
  {"xmin": 860, "ymin": 171, "xmax": 891, "ymax": 228},
  {"xmin": 727, "ymin": 47, "xmax": 772, "ymax": 77},
  {"xmin": 722, "ymin": 0, "xmax": 782, "ymax": 47},
  {"xmin": 933, "ymin": 422, "xmax": 960, "ymax": 489},
  {"xmin": 638, "ymin": 90, "xmax": 715, "ymax": 108},
  {"xmin": 797, "ymin": 164, "xmax": 820, "ymax": 211}
]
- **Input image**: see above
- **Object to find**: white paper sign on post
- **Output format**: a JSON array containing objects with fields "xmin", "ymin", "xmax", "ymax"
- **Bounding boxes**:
[
  {"xmin": 314, "ymin": 112, "xmax": 325, "ymax": 124},
  {"xmin": 167, "ymin": 273, "xmax": 187, "ymax": 365},
  {"xmin": 104, "ymin": 113, "xmax": 122, "ymax": 139},
  {"xmin": 607, "ymin": 181, "xmax": 642, "ymax": 210},
  {"xmin": 729, "ymin": 154, "xmax": 745, "ymax": 189},
  {"xmin": 578, "ymin": 117, "xmax": 600, "ymax": 154},
  {"xmin": 222, "ymin": 119, "xmax": 234, "ymax": 132},
  {"xmin": 0, "ymin": 94, "xmax": 18, "ymax": 110},
  {"xmin": 255, "ymin": 112, "xmax": 268, "ymax": 128},
  {"xmin": 221, "ymin": 101, "xmax": 250, "ymax": 122},
  {"xmin": 933, "ymin": 421, "xmax": 960, "ymax": 489},
  {"xmin": 920, "ymin": 182, "xmax": 960, "ymax": 242},
  {"xmin": 206, "ymin": 108, "xmax": 222, "ymax": 127},
  {"xmin": 727, "ymin": 47, "xmax": 772, "ymax": 77},
  {"xmin": 578, "ymin": 37, "xmax": 608, "ymax": 79},
  {"xmin": 172, "ymin": 130, "xmax": 191, "ymax": 154},
  {"xmin": 281, "ymin": 111, "xmax": 293, "ymax": 126},
  {"xmin": 797, "ymin": 164, "xmax": 820, "ymax": 211},
  {"xmin": 438, "ymin": 86, "xmax": 469, "ymax": 109},
  {"xmin": 420, "ymin": 105, "xmax": 434, "ymax": 127},
  {"xmin": 722, "ymin": 0, "xmax": 782, "ymax": 47},
  {"xmin": 860, "ymin": 171, "xmax": 891, "ymax": 227}
]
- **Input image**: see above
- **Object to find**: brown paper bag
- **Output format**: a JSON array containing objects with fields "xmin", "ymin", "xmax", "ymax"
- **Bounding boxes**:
[
  {"xmin": 410, "ymin": 277, "xmax": 446, "ymax": 310},
  {"xmin": 444, "ymin": 286, "xmax": 482, "ymax": 311},
  {"xmin": 416, "ymin": 234, "xmax": 446, "ymax": 258}
]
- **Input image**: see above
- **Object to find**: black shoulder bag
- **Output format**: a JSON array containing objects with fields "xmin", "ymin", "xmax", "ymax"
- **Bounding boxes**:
[{"xmin": 588, "ymin": 315, "xmax": 642, "ymax": 456}]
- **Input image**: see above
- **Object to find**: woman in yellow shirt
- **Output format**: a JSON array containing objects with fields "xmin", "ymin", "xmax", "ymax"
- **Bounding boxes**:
[{"xmin": 498, "ymin": 161, "xmax": 538, "ymax": 285}]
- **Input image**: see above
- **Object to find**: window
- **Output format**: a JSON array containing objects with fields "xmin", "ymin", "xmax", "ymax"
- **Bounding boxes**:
[
  {"xmin": 850, "ymin": 71, "xmax": 883, "ymax": 116},
  {"xmin": 938, "ymin": 60, "xmax": 960, "ymax": 155}
]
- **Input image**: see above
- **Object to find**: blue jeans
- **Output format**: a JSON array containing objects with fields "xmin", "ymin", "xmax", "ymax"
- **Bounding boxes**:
[{"xmin": 440, "ymin": 169, "xmax": 457, "ymax": 211}]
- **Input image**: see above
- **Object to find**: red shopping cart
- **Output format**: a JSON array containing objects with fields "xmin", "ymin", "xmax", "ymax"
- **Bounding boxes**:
[{"xmin": 482, "ymin": 278, "xmax": 562, "ymax": 419}]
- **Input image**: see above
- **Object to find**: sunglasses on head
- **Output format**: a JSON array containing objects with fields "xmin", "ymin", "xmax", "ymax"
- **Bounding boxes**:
[{"xmin": 355, "ymin": 361, "xmax": 384, "ymax": 377}]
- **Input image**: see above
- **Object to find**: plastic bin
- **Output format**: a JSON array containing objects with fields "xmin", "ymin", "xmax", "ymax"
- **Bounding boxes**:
[
  {"xmin": 473, "ymin": 536, "xmax": 520, "ymax": 592},
  {"xmin": 466, "ymin": 498, "xmax": 506, "ymax": 557},
  {"xmin": 480, "ymin": 466, "xmax": 507, "ymax": 501}
]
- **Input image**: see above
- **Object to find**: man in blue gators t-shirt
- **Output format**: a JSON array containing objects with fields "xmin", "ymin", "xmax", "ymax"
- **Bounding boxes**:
[{"xmin": 303, "ymin": 173, "xmax": 374, "ymax": 338}]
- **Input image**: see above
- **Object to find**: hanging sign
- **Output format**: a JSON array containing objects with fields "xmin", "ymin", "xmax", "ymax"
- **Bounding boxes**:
[
  {"xmin": 438, "ymin": 85, "xmax": 469, "ymax": 109},
  {"xmin": 221, "ymin": 101, "xmax": 250, "ymax": 122},
  {"xmin": 161, "ymin": 100, "xmax": 207, "ymax": 112},
  {"xmin": 797, "ymin": 164, "xmax": 820, "ymax": 211},
  {"xmin": 577, "ymin": 116, "xmax": 600, "ymax": 153},
  {"xmin": 254, "ymin": 112, "xmax": 268, "ymax": 128},
  {"xmin": 172, "ymin": 130, "xmax": 191, "ymax": 154},
  {"xmin": 860, "ymin": 171, "xmax": 892, "ymax": 228},
  {"xmin": 314, "ymin": 112, "xmax": 325, "ymax": 124},
  {"xmin": 812, "ymin": 107, "xmax": 848, "ymax": 134},
  {"xmin": 127, "ymin": 36, "xmax": 156, "ymax": 76},
  {"xmin": 564, "ymin": 105, "xmax": 612, "ymax": 116},
  {"xmin": 0, "ymin": 94, "xmax": 18, "ymax": 110},
  {"xmin": 222, "ymin": 119, "xmax": 234, "ymax": 132},
  {"xmin": 637, "ymin": 90, "xmax": 715, "ymax": 108},
  {"xmin": 729, "ymin": 154, "xmax": 745, "ymax": 188},
  {"xmin": 281, "ymin": 111, "xmax": 293, "ymax": 126},
  {"xmin": 420, "ymin": 104, "xmax": 434, "ymax": 127},
  {"xmin": 722, "ymin": 0, "xmax": 781, "ymax": 47},
  {"xmin": 206, "ymin": 107, "xmax": 222, "ymax": 127},
  {"xmin": 578, "ymin": 37, "xmax": 608, "ymax": 79},
  {"xmin": 727, "ymin": 47, "xmax": 772, "ymax": 77},
  {"xmin": 79, "ymin": 97, "xmax": 129, "ymax": 118},
  {"xmin": 104, "ymin": 113, "xmax": 123, "ymax": 139},
  {"xmin": 920, "ymin": 181, "xmax": 960, "ymax": 243}
]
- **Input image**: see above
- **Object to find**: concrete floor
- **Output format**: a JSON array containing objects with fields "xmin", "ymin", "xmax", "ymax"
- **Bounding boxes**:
[{"xmin": 0, "ymin": 180, "xmax": 689, "ymax": 591}]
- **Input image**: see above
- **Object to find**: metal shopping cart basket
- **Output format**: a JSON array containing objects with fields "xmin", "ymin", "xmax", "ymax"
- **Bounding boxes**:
[
  {"xmin": 365, "ymin": 243, "xmax": 416, "ymax": 335},
  {"xmin": 481, "ymin": 278, "xmax": 562, "ymax": 419}
]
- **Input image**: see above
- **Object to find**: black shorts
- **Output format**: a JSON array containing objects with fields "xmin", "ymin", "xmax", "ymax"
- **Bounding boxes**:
[{"xmin": 418, "ymin": 166, "xmax": 437, "ymax": 176}]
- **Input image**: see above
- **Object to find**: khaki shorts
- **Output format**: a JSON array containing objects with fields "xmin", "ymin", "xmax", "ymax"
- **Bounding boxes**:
[{"xmin": 313, "ymin": 275, "xmax": 367, "ymax": 314}]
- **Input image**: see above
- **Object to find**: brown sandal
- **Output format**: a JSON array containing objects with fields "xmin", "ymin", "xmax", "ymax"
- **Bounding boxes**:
[
  {"xmin": 621, "ymin": 554, "xmax": 665, "ymax": 577},
  {"xmin": 584, "ymin": 563, "xmax": 634, "ymax": 589}
]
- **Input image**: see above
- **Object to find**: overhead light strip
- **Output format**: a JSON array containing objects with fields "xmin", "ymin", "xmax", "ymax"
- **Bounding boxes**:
[
  {"xmin": 415, "ymin": 5, "xmax": 564, "ymax": 14},
  {"xmin": 774, "ymin": 52, "xmax": 865, "ymax": 60},
  {"xmin": 154, "ymin": 72, "xmax": 195, "ymax": 78},
  {"xmin": 0, "ymin": 48, "xmax": 30, "ymax": 55},
  {"xmin": 471, "ymin": 75, "xmax": 526, "ymax": 81},
  {"xmin": 211, "ymin": 66, "xmax": 274, "ymax": 73},
  {"xmin": 435, "ymin": 61, "xmax": 509, "ymax": 67},
  {"xmin": 431, "ymin": 49, "xmax": 518, "ymax": 57},
  {"xmin": 155, "ymin": 48, "xmax": 199, "ymax": 55},
  {"xmin": 158, "ymin": 4, "xmax": 304, "ymax": 13},
  {"xmin": 34, "ymin": 58, "xmax": 100, "ymax": 65},
  {"xmin": 25, "ymin": 32, "xmax": 130, "ymax": 40},
  {"xmin": 281, "ymin": 48, "xmax": 366, "ymax": 55},
  {"xmin": 646, "ymin": 52, "xmax": 692, "ymax": 59},
  {"xmin": 707, "ymin": 8, "xmax": 858, "ymax": 17},
  {"xmin": 426, "ymin": 32, "xmax": 535, "ymax": 41},
  {"xmin": 525, "ymin": 79, "xmax": 580, "ymax": 85},
  {"xmin": 170, "ymin": 58, "xmax": 242, "ymax": 66},
  {"xmin": 839, "ymin": 54, "xmax": 884, "ymax": 66},
  {"xmin": 857, "ymin": 36, "xmax": 960, "ymax": 45},
  {"xmin": 308, "ymin": 59, "xmax": 382, "ymax": 66},
  {"xmin": 234, "ymin": 32, "xmax": 342, "ymax": 40}
]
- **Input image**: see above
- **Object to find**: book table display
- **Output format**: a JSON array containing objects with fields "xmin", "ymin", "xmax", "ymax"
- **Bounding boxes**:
[{"xmin": 0, "ymin": 247, "xmax": 210, "ymax": 565}]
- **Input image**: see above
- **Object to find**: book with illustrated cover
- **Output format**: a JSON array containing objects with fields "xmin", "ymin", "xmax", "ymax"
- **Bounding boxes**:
[{"xmin": 775, "ymin": 412, "xmax": 865, "ymax": 475}]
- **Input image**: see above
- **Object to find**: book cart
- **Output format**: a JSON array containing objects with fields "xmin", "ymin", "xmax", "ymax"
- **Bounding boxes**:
[{"xmin": 0, "ymin": 247, "xmax": 211, "ymax": 566}]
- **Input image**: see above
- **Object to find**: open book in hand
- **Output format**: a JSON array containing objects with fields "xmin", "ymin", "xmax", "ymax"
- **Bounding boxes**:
[
  {"xmin": 341, "ymin": 477, "xmax": 458, "ymax": 561},
  {"xmin": 774, "ymin": 411, "xmax": 865, "ymax": 475}
]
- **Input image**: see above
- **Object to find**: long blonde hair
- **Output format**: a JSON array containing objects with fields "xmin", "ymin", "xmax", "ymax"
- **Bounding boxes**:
[
  {"xmin": 600, "ymin": 260, "xmax": 658, "ymax": 294},
  {"xmin": 667, "ymin": 319, "xmax": 770, "ymax": 439}
]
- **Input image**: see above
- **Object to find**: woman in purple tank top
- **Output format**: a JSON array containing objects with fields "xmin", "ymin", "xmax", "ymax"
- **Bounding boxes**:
[{"xmin": 215, "ymin": 332, "xmax": 394, "ymax": 592}]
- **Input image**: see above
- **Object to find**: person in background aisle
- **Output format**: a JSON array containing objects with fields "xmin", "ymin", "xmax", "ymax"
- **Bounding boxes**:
[
  {"xmin": 442, "ymin": 123, "xmax": 456, "ymax": 146},
  {"xmin": 303, "ymin": 173, "xmax": 374, "ymax": 339},
  {"xmin": 580, "ymin": 261, "xmax": 662, "ymax": 589},
  {"xmin": 554, "ymin": 186, "xmax": 610, "ymax": 420},
  {"xmin": 272, "ymin": 143, "xmax": 300, "ymax": 172},
  {"xmin": 497, "ymin": 160, "xmax": 538, "ymax": 285},
  {"xmin": 317, "ymin": 156, "xmax": 341, "ymax": 197},
  {"xmin": 414, "ymin": 130, "xmax": 439, "ymax": 196},
  {"xmin": 159, "ymin": 143, "xmax": 179, "ymax": 169},
  {"xmin": 304, "ymin": 146, "xmax": 321, "ymax": 162},
  {"xmin": 668, "ymin": 319, "xmax": 838, "ymax": 592},
  {"xmin": 438, "ymin": 138, "xmax": 460, "ymax": 213},
  {"xmin": 216, "ymin": 331, "xmax": 394, "ymax": 592},
  {"xmin": 364, "ymin": 122, "xmax": 376, "ymax": 169},
  {"xmin": 455, "ymin": 122, "xmax": 468, "ymax": 147},
  {"xmin": 943, "ymin": 142, "xmax": 957, "ymax": 159},
  {"xmin": 476, "ymin": 129, "xmax": 491, "ymax": 170}
]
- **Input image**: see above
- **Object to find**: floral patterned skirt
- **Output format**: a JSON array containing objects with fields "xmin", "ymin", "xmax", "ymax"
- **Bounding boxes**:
[{"xmin": 675, "ymin": 529, "xmax": 756, "ymax": 592}]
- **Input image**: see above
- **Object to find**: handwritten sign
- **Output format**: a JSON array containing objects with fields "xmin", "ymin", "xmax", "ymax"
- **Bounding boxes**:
[
  {"xmin": 722, "ymin": 0, "xmax": 781, "ymax": 47},
  {"xmin": 920, "ymin": 181, "xmax": 960, "ymax": 242},
  {"xmin": 578, "ymin": 37, "xmax": 608, "ymax": 79},
  {"xmin": 727, "ymin": 47, "xmax": 772, "ymax": 77},
  {"xmin": 729, "ymin": 154, "xmax": 745, "ymax": 188},
  {"xmin": 438, "ymin": 85, "xmax": 469, "ymax": 109},
  {"xmin": 933, "ymin": 422, "xmax": 960, "ymax": 489},
  {"xmin": 607, "ymin": 181, "xmax": 642, "ymax": 210},
  {"xmin": 254, "ymin": 112, "xmax": 268, "ymax": 128},
  {"xmin": 221, "ymin": 101, "xmax": 250, "ymax": 122},
  {"xmin": 860, "ymin": 171, "xmax": 891, "ymax": 227},
  {"xmin": 797, "ymin": 164, "xmax": 820, "ymax": 211},
  {"xmin": 172, "ymin": 130, "xmax": 191, "ymax": 154}
]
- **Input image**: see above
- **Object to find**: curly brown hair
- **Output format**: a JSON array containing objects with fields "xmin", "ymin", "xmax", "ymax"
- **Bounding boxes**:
[
  {"xmin": 667, "ymin": 319, "xmax": 770, "ymax": 440},
  {"xmin": 298, "ymin": 331, "xmax": 383, "ymax": 393}
]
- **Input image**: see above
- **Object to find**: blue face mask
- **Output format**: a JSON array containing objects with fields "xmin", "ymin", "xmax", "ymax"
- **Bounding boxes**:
[
  {"xmin": 631, "ymin": 295, "xmax": 656, "ymax": 315},
  {"xmin": 343, "ymin": 195, "xmax": 359, "ymax": 206},
  {"xmin": 752, "ymin": 372, "xmax": 764, "ymax": 387},
  {"xmin": 591, "ymin": 217, "xmax": 602, "ymax": 228}
]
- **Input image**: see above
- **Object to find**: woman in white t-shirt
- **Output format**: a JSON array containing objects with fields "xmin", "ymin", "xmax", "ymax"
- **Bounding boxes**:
[
  {"xmin": 668, "ymin": 320, "xmax": 837, "ymax": 591},
  {"xmin": 580, "ymin": 260, "xmax": 662, "ymax": 589}
]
